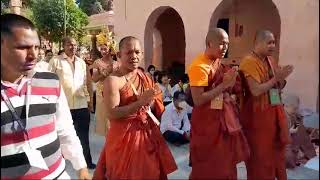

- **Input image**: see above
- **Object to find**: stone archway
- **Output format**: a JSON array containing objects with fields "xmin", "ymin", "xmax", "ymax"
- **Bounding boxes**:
[
  {"xmin": 209, "ymin": 0, "xmax": 281, "ymax": 65},
  {"xmin": 144, "ymin": 6, "xmax": 186, "ymax": 73}
]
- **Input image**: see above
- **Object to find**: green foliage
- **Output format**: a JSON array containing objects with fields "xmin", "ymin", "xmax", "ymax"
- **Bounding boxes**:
[
  {"xmin": 1, "ymin": 0, "xmax": 10, "ymax": 15},
  {"xmin": 92, "ymin": 1, "xmax": 104, "ymax": 14},
  {"xmin": 79, "ymin": 0, "xmax": 108, "ymax": 16},
  {"xmin": 78, "ymin": 0, "xmax": 95, "ymax": 15},
  {"xmin": 31, "ymin": 0, "xmax": 88, "ymax": 43}
]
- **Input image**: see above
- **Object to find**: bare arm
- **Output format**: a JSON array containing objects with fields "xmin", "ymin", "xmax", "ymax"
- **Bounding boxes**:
[
  {"xmin": 246, "ymin": 76, "xmax": 277, "ymax": 97},
  {"xmin": 191, "ymin": 84, "xmax": 225, "ymax": 106},
  {"xmin": 92, "ymin": 68, "xmax": 105, "ymax": 82},
  {"xmin": 104, "ymin": 76, "xmax": 145, "ymax": 120}
]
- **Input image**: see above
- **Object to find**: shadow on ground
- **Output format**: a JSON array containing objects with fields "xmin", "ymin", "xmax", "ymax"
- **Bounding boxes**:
[{"xmin": 66, "ymin": 114, "xmax": 319, "ymax": 179}]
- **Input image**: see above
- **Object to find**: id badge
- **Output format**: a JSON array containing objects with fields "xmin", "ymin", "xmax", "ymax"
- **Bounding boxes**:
[
  {"xmin": 269, "ymin": 88, "xmax": 281, "ymax": 105},
  {"xmin": 211, "ymin": 93, "xmax": 224, "ymax": 109},
  {"xmin": 23, "ymin": 145, "xmax": 49, "ymax": 170}
]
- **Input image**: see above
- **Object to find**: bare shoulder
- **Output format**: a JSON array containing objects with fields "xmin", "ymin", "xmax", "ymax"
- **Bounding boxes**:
[{"xmin": 104, "ymin": 73, "xmax": 126, "ymax": 90}]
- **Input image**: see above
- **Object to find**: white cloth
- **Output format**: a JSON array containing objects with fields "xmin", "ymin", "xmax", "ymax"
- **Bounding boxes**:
[
  {"xmin": 55, "ymin": 85, "xmax": 87, "ymax": 170},
  {"xmin": 48, "ymin": 55, "xmax": 89, "ymax": 109},
  {"xmin": 160, "ymin": 102, "xmax": 191, "ymax": 134},
  {"xmin": 158, "ymin": 83, "xmax": 173, "ymax": 102},
  {"xmin": 34, "ymin": 61, "xmax": 49, "ymax": 72},
  {"xmin": 172, "ymin": 83, "xmax": 182, "ymax": 95},
  {"xmin": 304, "ymin": 156, "xmax": 319, "ymax": 171}
]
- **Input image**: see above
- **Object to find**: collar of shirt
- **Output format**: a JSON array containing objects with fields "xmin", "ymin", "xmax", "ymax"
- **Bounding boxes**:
[
  {"xmin": 167, "ymin": 102, "xmax": 186, "ymax": 115},
  {"xmin": 1, "ymin": 76, "xmax": 30, "ymax": 92}
]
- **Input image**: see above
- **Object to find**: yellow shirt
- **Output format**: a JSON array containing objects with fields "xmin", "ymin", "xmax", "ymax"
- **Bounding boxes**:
[
  {"xmin": 187, "ymin": 54, "xmax": 213, "ymax": 87},
  {"xmin": 48, "ymin": 54, "xmax": 90, "ymax": 110}
]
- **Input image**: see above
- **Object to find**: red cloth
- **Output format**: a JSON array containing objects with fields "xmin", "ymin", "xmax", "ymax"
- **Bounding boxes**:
[
  {"xmin": 93, "ymin": 71, "xmax": 177, "ymax": 180},
  {"xmin": 239, "ymin": 54, "xmax": 290, "ymax": 180},
  {"xmin": 189, "ymin": 64, "xmax": 250, "ymax": 179}
]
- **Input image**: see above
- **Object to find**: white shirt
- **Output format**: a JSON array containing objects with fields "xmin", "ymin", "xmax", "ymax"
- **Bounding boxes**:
[
  {"xmin": 171, "ymin": 83, "xmax": 182, "ymax": 96},
  {"xmin": 49, "ymin": 54, "xmax": 89, "ymax": 109},
  {"xmin": 34, "ymin": 60, "xmax": 49, "ymax": 72},
  {"xmin": 160, "ymin": 102, "xmax": 191, "ymax": 134},
  {"xmin": 158, "ymin": 83, "xmax": 173, "ymax": 102},
  {"xmin": 1, "ymin": 77, "xmax": 87, "ymax": 170}
]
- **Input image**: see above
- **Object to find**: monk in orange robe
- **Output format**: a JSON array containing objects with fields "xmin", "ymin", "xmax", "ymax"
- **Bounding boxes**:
[
  {"xmin": 239, "ymin": 30, "xmax": 294, "ymax": 180},
  {"xmin": 93, "ymin": 36, "xmax": 177, "ymax": 180},
  {"xmin": 188, "ymin": 28, "xmax": 250, "ymax": 179}
]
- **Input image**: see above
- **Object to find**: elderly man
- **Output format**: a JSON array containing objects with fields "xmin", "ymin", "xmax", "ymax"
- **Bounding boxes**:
[
  {"xmin": 48, "ymin": 37, "xmax": 95, "ymax": 169},
  {"xmin": 94, "ymin": 36, "xmax": 177, "ymax": 179},
  {"xmin": 1, "ymin": 14, "xmax": 90, "ymax": 179},
  {"xmin": 239, "ymin": 30, "xmax": 294, "ymax": 180},
  {"xmin": 187, "ymin": 28, "xmax": 249, "ymax": 179}
]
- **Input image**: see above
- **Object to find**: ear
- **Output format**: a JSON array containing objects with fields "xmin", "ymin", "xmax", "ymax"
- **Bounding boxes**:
[{"xmin": 117, "ymin": 51, "xmax": 121, "ymax": 58}]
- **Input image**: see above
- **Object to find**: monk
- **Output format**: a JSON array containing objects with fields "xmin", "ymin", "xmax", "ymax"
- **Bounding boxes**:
[
  {"xmin": 239, "ymin": 30, "xmax": 294, "ymax": 180},
  {"xmin": 187, "ymin": 28, "xmax": 250, "ymax": 179},
  {"xmin": 93, "ymin": 36, "xmax": 177, "ymax": 180}
]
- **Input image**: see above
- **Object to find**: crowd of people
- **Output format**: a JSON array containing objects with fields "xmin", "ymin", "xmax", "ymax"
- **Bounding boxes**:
[{"xmin": 1, "ymin": 13, "xmax": 318, "ymax": 180}]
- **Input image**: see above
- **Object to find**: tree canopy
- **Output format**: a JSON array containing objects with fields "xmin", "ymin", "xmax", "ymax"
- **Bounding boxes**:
[{"xmin": 31, "ymin": 0, "xmax": 88, "ymax": 43}]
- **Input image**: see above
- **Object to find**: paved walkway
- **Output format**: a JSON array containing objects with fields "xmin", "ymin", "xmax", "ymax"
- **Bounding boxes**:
[{"xmin": 66, "ymin": 114, "xmax": 319, "ymax": 179}]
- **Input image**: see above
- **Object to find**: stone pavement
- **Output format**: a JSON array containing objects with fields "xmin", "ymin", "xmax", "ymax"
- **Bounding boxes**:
[{"xmin": 66, "ymin": 114, "xmax": 319, "ymax": 179}]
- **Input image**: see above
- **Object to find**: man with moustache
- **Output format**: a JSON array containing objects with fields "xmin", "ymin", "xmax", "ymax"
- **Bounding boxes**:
[
  {"xmin": 48, "ymin": 37, "xmax": 96, "ymax": 169},
  {"xmin": 1, "ymin": 14, "xmax": 90, "ymax": 179}
]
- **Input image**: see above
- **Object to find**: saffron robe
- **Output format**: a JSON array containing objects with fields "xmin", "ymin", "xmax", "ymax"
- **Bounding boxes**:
[
  {"xmin": 239, "ymin": 54, "xmax": 290, "ymax": 180},
  {"xmin": 188, "ymin": 54, "xmax": 250, "ymax": 179},
  {"xmin": 93, "ymin": 70, "xmax": 177, "ymax": 180}
]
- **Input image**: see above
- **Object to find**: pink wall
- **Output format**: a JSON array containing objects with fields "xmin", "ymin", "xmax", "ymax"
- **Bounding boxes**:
[{"xmin": 113, "ymin": 0, "xmax": 319, "ymax": 111}]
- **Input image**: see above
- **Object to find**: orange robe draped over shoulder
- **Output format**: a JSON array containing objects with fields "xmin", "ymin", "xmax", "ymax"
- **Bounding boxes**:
[
  {"xmin": 187, "ymin": 54, "xmax": 249, "ymax": 179},
  {"xmin": 93, "ymin": 70, "xmax": 177, "ymax": 180},
  {"xmin": 239, "ymin": 54, "xmax": 290, "ymax": 180}
]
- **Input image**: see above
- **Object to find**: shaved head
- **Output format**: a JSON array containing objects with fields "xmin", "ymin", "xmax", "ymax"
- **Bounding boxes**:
[
  {"xmin": 253, "ymin": 30, "xmax": 276, "ymax": 56},
  {"xmin": 117, "ymin": 36, "xmax": 142, "ymax": 71},
  {"xmin": 206, "ymin": 28, "xmax": 228, "ymax": 47},
  {"xmin": 204, "ymin": 28, "xmax": 229, "ymax": 59},
  {"xmin": 254, "ymin": 30, "xmax": 274, "ymax": 45},
  {"xmin": 119, "ymin": 36, "xmax": 139, "ymax": 50}
]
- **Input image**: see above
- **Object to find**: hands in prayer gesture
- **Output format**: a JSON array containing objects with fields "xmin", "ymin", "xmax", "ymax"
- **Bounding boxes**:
[
  {"xmin": 222, "ymin": 68, "xmax": 238, "ymax": 89},
  {"xmin": 138, "ymin": 87, "xmax": 162, "ymax": 106},
  {"xmin": 274, "ymin": 65, "xmax": 294, "ymax": 81}
]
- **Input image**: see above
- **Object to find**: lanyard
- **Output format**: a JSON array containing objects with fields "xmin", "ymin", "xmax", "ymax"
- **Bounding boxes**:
[
  {"xmin": 1, "ymin": 80, "xmax": 32, "ymax": 139},
  {"xmin": 126, "ymin": 76, "xmax": 160, "ymax": 126}
]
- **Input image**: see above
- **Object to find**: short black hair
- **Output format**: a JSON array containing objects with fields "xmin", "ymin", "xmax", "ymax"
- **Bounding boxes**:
[
  {"xmin": 147, "ymin": 65, "xmax": 155, "ymax": 72},
  {"xmin": 58, "ymin": 49, "xmax": 64, "ymax": 55},
  {"xmin": 157, "ymin": 71, "xmax": 169, "ymax": 84},
  {"xmin": 173, "ymin": 91, "xmax": 186, "ymax": 101},
  {"xmin": 45, "ymin": 49, "xmax": 53, "ymax": 55},
  {"xmin": 119, "ymin": 36, "xmax": 139, "ymax": 50},
  {"xmin": 1, "ymin": 13, "xmax": 36, "ymax": 39}
]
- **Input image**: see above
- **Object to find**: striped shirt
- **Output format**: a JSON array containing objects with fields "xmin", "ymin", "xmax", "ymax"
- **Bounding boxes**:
[{"xmin": 1, "ymin": 72, "xmax": 86, "ymax": 179}]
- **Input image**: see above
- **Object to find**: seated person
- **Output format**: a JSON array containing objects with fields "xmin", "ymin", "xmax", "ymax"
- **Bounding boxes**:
[
  {"xmin": 283, "ymin": 94, "xmax": 317, "ymax": 168},
  {"xmin": 157, "ymin": 72, "xmax": 173, "ymax": 106},
  {"xmin": 160, "ymin": 91, "xmax": 191, "ymax": 146},
  {"xmin": 172, "ymin": 74, "xmax": 189, "ymax": 94}
]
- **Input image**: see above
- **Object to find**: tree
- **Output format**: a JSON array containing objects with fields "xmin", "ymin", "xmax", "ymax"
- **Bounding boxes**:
[
  {"xmin": 79, "ymin": 0, "xmax": 108, "ymax": 16},
  {"xmin": 1, "ymin": 0, "xmax": 10, "ymax": 14},
  {"xmin": 31, "ymin": 0, "xmax": 88, "ymax": 44},
  {"xmin": 91, "ymin": 1, "xmax": 104, "ymax": 14}
]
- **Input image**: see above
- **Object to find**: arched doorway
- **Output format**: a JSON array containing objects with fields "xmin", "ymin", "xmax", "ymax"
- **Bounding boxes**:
[
  {"xmin": 209, "ymin": 0, "xmax": 281, "ymax": 65},
  {"xmin": 144, "ymin": 6, "xmax": 186, "ymax": 82}
]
